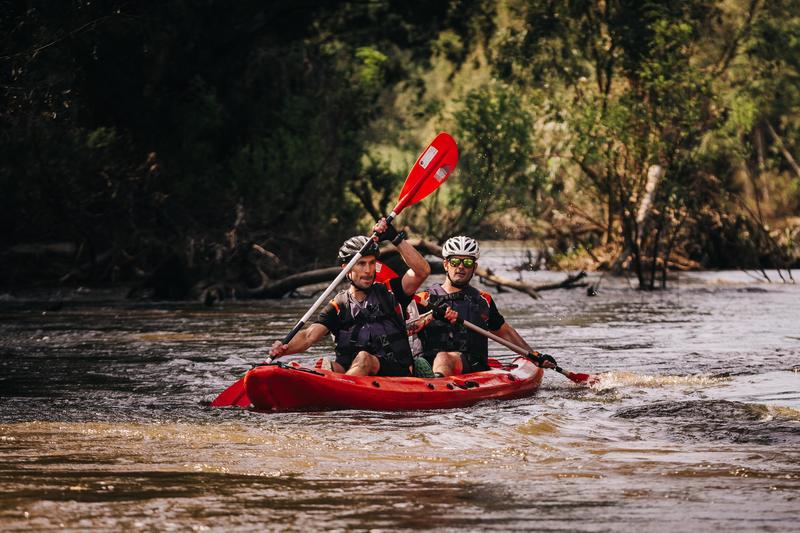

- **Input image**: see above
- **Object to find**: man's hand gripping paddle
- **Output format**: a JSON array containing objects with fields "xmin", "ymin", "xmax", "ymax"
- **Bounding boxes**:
[
  {"xmin": 456, "ymin": 318, "xmax": 599, "ymax": 385},
  {"xmin": 211, "ymin": 132, "xmax": 458, "ymax": 407}
]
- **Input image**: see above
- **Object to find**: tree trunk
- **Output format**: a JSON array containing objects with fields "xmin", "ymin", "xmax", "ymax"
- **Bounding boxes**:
[{"xmin": 609, "ymin": 165, "xmax": 664, "ymax": 283}]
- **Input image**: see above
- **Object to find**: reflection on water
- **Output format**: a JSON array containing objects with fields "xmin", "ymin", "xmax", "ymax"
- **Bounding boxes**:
[{"xmin": 1, "ymin": 260, "xmax": 799, "ymax": 530}]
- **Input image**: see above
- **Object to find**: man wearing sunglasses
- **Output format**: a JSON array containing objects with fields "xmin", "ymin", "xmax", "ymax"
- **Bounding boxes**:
[{"xmin": 415, "ymin": 236, "xmax": 535, "ymax": 376}]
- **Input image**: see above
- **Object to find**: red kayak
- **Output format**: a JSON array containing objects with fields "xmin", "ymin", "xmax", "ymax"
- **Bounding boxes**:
[{"xmin": 243, "ymin": 356, "xmax": 543, "ymax": 411}]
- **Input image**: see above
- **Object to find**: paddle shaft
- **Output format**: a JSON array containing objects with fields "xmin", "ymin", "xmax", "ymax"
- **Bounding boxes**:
[
  {"xmin": 277, "ymin": 165, "xmax": 447, "ymax": 351},
  {"xmin": 276, "ymin": 133, "xmax": 455, "ymax": 350},
  {"xmin": 279, "ymin": 211, "xmax": 397, "ymax": 347},
  {"xmin": 457, "ymin": 318, "xmax": 565, "ymax": 374},
  {"xmin": 212, "ymin": 132, "xmax": 458, "ymax": 406}
]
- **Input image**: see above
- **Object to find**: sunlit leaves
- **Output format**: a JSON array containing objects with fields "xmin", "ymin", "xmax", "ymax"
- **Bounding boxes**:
[
  {"xmin": 443, "ymin": 82, "xmax": 544, "ymax": 236},
  {"xmin": 354, "ymin": 47, "xmax": 389, "ymax": 91}
]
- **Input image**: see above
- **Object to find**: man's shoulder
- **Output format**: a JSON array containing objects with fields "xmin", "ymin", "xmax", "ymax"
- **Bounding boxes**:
[
  {"xmin": 461, "ymin": 284, "xmax": 493, "ymax": 305},
  {"xmin": 477, "ymin": 289, "xmax": 493, "ymax": 305},
  {"xmin": 328, "ymin": 289, "xmax": 350, "ymax": 314}
]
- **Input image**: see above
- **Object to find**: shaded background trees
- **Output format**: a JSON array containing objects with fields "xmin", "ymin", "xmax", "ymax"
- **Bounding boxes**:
[
  {"xmin": 1, "ymin": 0, "xmax": 798, "ymax": 294},
  {"xmin": 0, "ymin": 0, "xmax": 488, "ymax": 291}
]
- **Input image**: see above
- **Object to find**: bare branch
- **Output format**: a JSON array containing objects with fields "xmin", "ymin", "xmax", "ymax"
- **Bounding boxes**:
[{"xmin": 766, "ymin": 121, "xmax": 800, "ymax": 179}]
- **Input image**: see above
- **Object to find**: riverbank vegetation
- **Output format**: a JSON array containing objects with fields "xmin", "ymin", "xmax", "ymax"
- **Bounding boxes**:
[{"xmin": 2, "ymin": 1, "xmax": 798, "ymax": 297}]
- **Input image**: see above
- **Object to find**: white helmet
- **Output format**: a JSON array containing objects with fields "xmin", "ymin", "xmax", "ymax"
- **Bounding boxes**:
[{"xmin": 442, "ymin": 236, "xmax": 480, "ymax": 259}]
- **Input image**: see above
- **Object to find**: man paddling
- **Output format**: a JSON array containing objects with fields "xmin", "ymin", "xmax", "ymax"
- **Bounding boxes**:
[
  {"xmin": 269, "ymin": 219, "xmax": 431, "ymax": 376},
  {"xmin": 416, "ymin": 236, "xmax": 545, "ymax": 376}
]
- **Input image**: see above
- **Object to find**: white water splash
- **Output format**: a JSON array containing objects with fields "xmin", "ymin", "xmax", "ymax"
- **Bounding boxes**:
[{"xmin": 590, "ymin": 371, "xmax": 729, "ymax": 391}]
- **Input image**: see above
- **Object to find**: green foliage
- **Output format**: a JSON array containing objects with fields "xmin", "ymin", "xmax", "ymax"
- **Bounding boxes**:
[
  {"xmin": 354, "ymin": 47, "xmax": 389, "ymax": 90},
  {"xmin": 438, "ymin": 82, "xmax": 544, "ymax": 238},
  {"xmin": 0, "ymin": 0, "xmax": 487, "ymax": 282},
  {"xmin": 721, "ymin": 1, "xmax": 800, "ymax": 207},
  {"xmin": 2, "ymin": 0, "xmax": 799, "ymax": 289},
  {"xmin": 434, "ymin": 30, "xmax": 466, "ymax": 64},
  {"xmin": 490, "ymin": 0, "xmax": 800, "ymax": 286},
  {"xmin": 86, "ymin": 127, "xmax": 119, "ymax": 150}
]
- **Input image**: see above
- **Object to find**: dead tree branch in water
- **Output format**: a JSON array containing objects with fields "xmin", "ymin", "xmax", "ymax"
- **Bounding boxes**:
[
  {"xmin": 386, "ymin": 239, "xmax": 588, "ymax": 299},
  {"xmin": 247, "ymin": 239, "xmax": 588, "ymax": 300},
  {"xmin": 247, "ymin": 266, "xmax": 342, "ymax": 298},
  {"xmin": 525, "ymin": 271, "xmax": 588, "ymax": 292}
]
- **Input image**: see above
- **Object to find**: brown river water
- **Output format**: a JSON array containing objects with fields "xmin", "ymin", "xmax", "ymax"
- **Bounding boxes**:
[{"xmin": 1, "ymin": 246, "xmax": 799, "ymax": 531}]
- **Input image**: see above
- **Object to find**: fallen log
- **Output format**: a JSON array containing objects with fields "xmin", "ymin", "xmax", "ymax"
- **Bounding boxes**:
[
  {"xmin": 384, "ymin": 239, "xmax": 588, "ymax": 300},
  {"xmin": 523, "ymin": 270, "xmax": 588, "ymax": 292},
  {"xmin": 476, "ymin": 267, "xmax": 541, "ymax": 298},
  {"xmin": 248, "ymin": 266, "xmax": 342, "ymax": 299},
  {"xmin": 245, "ymin": 239, "xmax": 586, "ymax": 300}
]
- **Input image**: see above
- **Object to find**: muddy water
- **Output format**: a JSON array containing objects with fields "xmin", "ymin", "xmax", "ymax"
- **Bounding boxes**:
[{"xmin": 1, "ymin": 248, "xmax": 799, "ymax": 531}]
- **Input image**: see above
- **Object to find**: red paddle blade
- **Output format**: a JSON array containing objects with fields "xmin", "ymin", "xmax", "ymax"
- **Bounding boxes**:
[
  {"xmin": 565, "ymin": 371, "xmax": 600, "ymax": 386},
  {"xmin": 375, "ymin": 261, "xmax": 400, "ymax": 284},
  {"xmin": 210, "ymin": 377, "xmax": 251, "ymax": 407},
  {"xmin": 394, "ymin": 132, "xmax": 458, "ymax": 214}
]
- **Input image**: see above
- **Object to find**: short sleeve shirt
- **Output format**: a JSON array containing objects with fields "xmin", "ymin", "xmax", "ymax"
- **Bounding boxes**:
[
  {"xmin": 485, "ymin": 295, "xmax": 505, "ymax": 331},
  {"xmin": 317, "ymin": 277, "xmax": 410, "ymax": 335}
]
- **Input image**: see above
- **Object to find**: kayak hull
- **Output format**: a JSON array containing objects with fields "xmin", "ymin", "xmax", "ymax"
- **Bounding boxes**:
[{"xmin": 244, "ymin": 356, "xmax": 543, "ymax": 412}]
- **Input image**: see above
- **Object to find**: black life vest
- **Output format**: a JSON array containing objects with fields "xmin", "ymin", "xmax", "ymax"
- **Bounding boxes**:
[
  {"xmin": 330, "ymin": 284, "xmax": 412, "ymax": 366},
  {"xmin": 417, "ymin": 283, "xmax": 492, "ymax": 370}
]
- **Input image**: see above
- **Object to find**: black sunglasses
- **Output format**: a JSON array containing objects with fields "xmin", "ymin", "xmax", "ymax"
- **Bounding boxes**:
[{"xmin": 448, "ymin": 257, "xmax": 475, "ymax": 268}]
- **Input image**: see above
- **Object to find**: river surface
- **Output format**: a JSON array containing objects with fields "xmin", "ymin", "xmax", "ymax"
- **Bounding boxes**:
[{"xmin": 1, "ymin": 246, "xmax": 799, "ymax": 531}]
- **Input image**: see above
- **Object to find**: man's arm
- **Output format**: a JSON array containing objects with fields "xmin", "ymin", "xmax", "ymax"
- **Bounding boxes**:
[
  {"xmin": 492, "ymin": 322, "xmax": 533, "ymax": 353},
  {"xmin": 373, "ymin": 218, "xmax": 430, "ymax": 296},
  {"xmin": 395, "ymin": 239, "xmax": 431, "ymax": 296},
  {"xmin": 269, "ymin": 323, "xmax": 330, "ymax": 358},
  {"xmin": 492, "ymin": 322, "xmax": 555, "ymax": 369}
]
